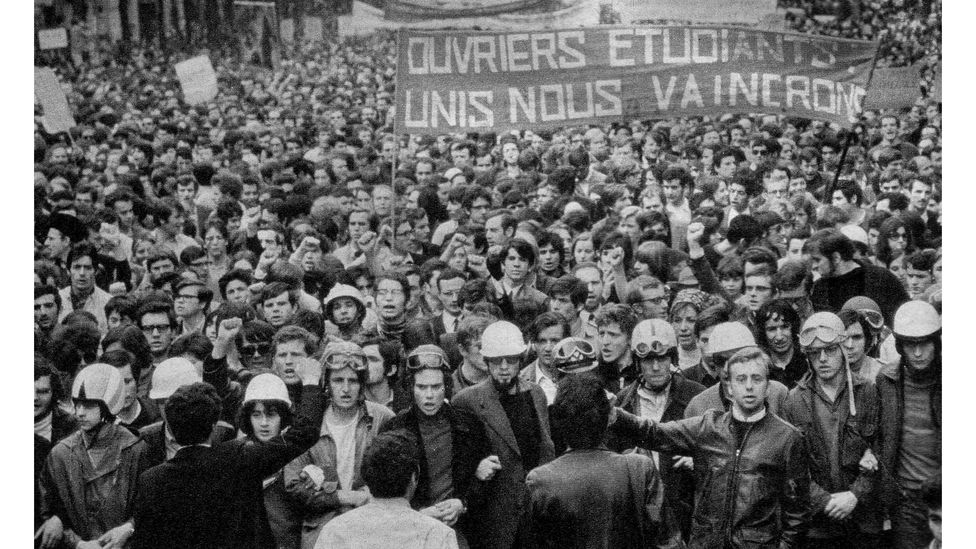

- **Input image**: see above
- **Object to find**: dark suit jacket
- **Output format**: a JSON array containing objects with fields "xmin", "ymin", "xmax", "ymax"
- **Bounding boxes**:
[
  {"xmin": 131, "ymin": 385, "xmax": 325, "ymax": 549},
  {"xmin": 405, "ymin": 314, "xmax": 464, "ymax": 368},
  {"xmin": 451, "ymin": 379, "xmax": 556, "ymax": 549}
]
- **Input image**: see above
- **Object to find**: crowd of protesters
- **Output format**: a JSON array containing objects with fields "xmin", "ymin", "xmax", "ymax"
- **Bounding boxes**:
[{"xmin": 33, "ymin": 1, "xmax": 943, "ymax": 547}]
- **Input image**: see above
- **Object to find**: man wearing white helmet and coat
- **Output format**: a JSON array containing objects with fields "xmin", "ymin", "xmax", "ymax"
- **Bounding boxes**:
[
  {"xmin": 451, "ymin": 320, "xmax": 555, "ymax": 549},
  {"xmin": 874, "ymin": 301, "xmax": 942, "ymax": 549},
  {"xmin": 36, "ymin": 363, "xmax": 149, "ymax": 549}
]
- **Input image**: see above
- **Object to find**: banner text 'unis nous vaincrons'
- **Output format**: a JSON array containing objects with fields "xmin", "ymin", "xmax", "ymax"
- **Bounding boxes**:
[{"xmin": 394, "ymin": 26, "xmax": 878, "ymax": 132}]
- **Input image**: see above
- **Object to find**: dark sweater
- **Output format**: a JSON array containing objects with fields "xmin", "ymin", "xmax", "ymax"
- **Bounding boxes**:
[{"xmin": 810, "ymin": 264, "xmax": 909, "ymax": 326}]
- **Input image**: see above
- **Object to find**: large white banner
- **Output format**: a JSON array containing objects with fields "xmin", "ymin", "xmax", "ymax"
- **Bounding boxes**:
[{"xmin": 174, "ymin": 55, "xmax": 219, "ymax": 105}]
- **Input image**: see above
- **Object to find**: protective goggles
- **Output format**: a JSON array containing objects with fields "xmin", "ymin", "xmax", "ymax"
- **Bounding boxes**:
[
  {"xmin": 632, "ymin": 340, "xmax": 673, "ymax": 358},
  {"xmin": 856, "ymin": 309, "xmax": 885, "ymax": 330},
  {"xmin": 323, "ymin": 353, "xmax": 368, "ymax": 371},
  {"xmin": 553, "ymin": 339, "xmax": 596, "ymax": 365},
  {"xmin": 407, "ymin": 352, "xmax": 448, "ymax": 371},
  {"xmin": 799, "ymin": 325, "xmax": 847, "ymax": 348}
]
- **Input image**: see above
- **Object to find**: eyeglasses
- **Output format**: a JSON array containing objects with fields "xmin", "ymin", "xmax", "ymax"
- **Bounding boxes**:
[
  {"xmin": 799, "ymin": 325, "xmax": 846, "ymax": 348},
  {"xmin": 241, "ymin": 342, "xmax": 272, "ymax": 356},
  {"xmin": 485, "ymin": 355, "xmax": 521, "ymax": 368},
  {"xmin": 633, "ymin": 339, "xmax": 673, "ymax": 358},
  {"xmin": 323, "ymin": 353, "xmax": 368, "ymax": 371},
  {"xmin": 141, "ymin": 324, "xmax": 172, "ymax": 334},
  {"xmin": 407, "ymin": 352, "xmax": 447, "ymax": 370}
]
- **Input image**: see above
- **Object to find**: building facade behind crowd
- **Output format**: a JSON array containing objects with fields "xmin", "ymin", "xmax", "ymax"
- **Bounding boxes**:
[{"xmin": 33, "ymin": 4, "xmax": 942, "ymax": 548}]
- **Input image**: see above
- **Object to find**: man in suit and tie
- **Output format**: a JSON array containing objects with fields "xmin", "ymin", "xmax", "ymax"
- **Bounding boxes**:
[{"xmin": 451, "ymin": 321, "xmax": 555, "ymax": 549}]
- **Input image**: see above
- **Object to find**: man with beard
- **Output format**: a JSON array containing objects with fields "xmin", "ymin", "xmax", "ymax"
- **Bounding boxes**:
[
  {"xmin": 804, "ymin": 230, "xmax": 908, "ymax": 325},
  {"xmin": 875, "ymin": 301, "xmax": 942, "ymax": 549},
  {"xmin": 755, "ymin": 300, "xmax": 808, "ymax": 390},
  {"xmin": 35, "ymin": 286, "xmax": 62, "ymax": 345},
  {"xmin": 451, "ymin": 321, "xmax": 555, "ymax": 549},
  {"xmin": 609, "ymin": 319, "xmax": 705, "ymax": 541},
  {"xmin": 519, "ymin": 313, "xmax": 571, "ymax": 405},
  {"xmin": 380, "ymin": 345, "xmax": 499, "ymax": 545}
]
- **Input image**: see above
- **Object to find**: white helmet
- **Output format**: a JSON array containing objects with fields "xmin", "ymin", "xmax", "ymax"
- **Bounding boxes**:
[
  {"xmin": 480, "ymin": 321, "xmax": 527, "ymax": 358},
  {"xmin": 706, "ymin": 322, "xmax": 756, "ymax": 355},
  {"xmin": 323, "ymin": 284, "xmax": 366, "ymax": 313},
  {"xmin": 893, "ymin": 300, "xmax": 941, "ymax": 339},
  {"xmin": 244, "ymin": 373, "xmax": 291, "ymax": 406},
  {"xmin": 149, "ymin": 357, "xmax": 203, "ymax": 400},
  {"xmin": 799, "ymin": 312, "xmax": 847, "ymax": 349},
  {"xmin": 631, "ymin": 319, "xmax": 677, "ymax": 357},
  {"xmin": 72, "ymin": 363, "xmax": 126, "ymax": 415}
]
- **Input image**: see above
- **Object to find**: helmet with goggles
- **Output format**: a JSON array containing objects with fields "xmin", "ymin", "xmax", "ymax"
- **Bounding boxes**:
[
  {"xmin": 322, "ymin": 341, "xmax": 368, "ymax": 371},
  {"xmin": 553, "ymin": 337, "xmax": 598, "ymax": 375},
  {"xmin": 631, "ymin": 319, "xmax": 677, "ymax": 358},
  {"xmin": 407, "ymin": 344, "xmax": 449, "ymax": 371},
  {"xmin": 799, "ymin": 312, "xmax": 847, "ymax": 349}
]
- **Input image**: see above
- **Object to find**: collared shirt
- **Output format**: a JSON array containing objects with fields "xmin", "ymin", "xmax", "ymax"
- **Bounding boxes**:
[
  {"xmin": 727, "ymin": 205, "xmax": 751, "ymax": 226},
  {"xmin": 441, "ymin": 311, "xmax": 461, "ymax": 334},
  {"xmin": 314, "ymin": 497, "xmax": 458, "ymax": 549},
  {"xmin": 533, "ymin": 362, "xmax": 558, "ymax": 405},
  {"xmin": 637, "ymin": 384, "xmax": 670, "ymax": 468}
]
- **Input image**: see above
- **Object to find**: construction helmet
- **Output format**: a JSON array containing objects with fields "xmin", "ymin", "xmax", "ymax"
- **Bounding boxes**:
[
  {"xmin": 244, "ymin": 373, "xmax": 291, "ymax": 406},
  {"xmin": 149, "ymin": 357, "xmax": 203, "ymax": 400},
  {"xmin": 322, "ymin": 340, "xmax": 368, "ymax": 371},
  {"xmin": 72, "ymin": 363, "xmax": 126, "ymax": 416},
  {"xmin": 706, "ymin": 322, "xmax": 756, "ymax": 355},
  {"xmin": 631, "ymin": 319, "xmax": 677, "ymax": 357},
  {"xmin": 893, "ymin": 300, "xmax": 941, "ymax": 340},
  {"xmin": 480, "ymin": 321, "xmax": 527, "ymax": 358},
  {"xmin": 799, "ymin": 312, "xmax": 847, "ymax": 349}
]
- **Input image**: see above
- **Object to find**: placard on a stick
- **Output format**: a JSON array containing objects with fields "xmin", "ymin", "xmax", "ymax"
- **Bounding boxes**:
[{"xmin": 38, "ymin": 28, "xmax": 68, "ymax": 50}]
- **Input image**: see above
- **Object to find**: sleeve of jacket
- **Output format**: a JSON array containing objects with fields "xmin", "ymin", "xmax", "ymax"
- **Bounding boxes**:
[
  {"xmin": 455, "ymin": 407, "xmax": 492, "ymax": 510},
  {"xmin": 781, "ymin": 430, "xmax": 812, "ymax": 549},
  {"xmin": 283, "ymin": 446, "xmax": 342, "ymax": 513},
  {"xmin": 610, "ymin": 409, "xmax": 702, "ymax": 456},
  {"xmin": 237, "ymin": 385, "xmax": 326, "ymax": 478},
  {"xmin": 780, "ymin": 396, "xmax": 831, "ymax": 513},
  {"xmin": 849, "ymin": 383, "xmax": 882, "ymax": 502},
  {"xmin": 689, "ymin": 254, "xmax": 732, "ymax": 304},
  {"xmin": 523, "ymin": 469, "xmax": 557, "ymax": 549}
]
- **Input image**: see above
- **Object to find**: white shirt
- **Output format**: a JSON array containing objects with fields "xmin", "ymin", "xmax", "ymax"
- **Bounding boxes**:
[
  {"xmin": 441, "ymin": 311, "xmax": 461, "ymax": 334},
  {"xmin": 326, "ymin": 410, "xmax": 360, "ymax": 490},
  {"xmin": 637, "ymin": 384, "xmax": 670, "ymax": 467},
  {"xmin": 534, "ymin": 364, "xmax": 558, "ymax": 405}
]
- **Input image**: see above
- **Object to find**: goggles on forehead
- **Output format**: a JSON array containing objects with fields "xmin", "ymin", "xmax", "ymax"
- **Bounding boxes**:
[
  {"xmin": 799, "ymin": 325, "xmax": 847, "ymax": 348},
  {"xmin": 633, "ymin": 339, "xmax": 673, "ymax": 358},
  {"xmin": 407, "ymin": 352, "xmax": 447, "ymax": 371},
  {"xmin": 857, "ymin": 309, "xmax": 885, "ymax": 330},
  {"xmin": 553, "ymin": 338, "xmax": 596, "ymax": 365},
  {"xmin": 323, "ymin": 353, "xmax": 367, "ymax": 371}
]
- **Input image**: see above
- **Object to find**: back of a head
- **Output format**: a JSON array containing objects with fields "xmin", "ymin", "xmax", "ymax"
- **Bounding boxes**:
[
  {"xmin": 551, "ymin": 374, "xmax": 610, "ymax": 450},
  {"xmin": 361, "ymin": 431, "xmax": 421, "ymax": 499},
  {"xmin": 165, "ymin": 382, "xmax": 222, "ymax": 446}
]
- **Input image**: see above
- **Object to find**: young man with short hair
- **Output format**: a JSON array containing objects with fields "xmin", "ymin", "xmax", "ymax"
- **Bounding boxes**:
[
  {"xmin": 519, "ymin": 312, "xmax": 571, "ymax": 405},
  {"xmin": 261, "ymin": 281, "xmax": 298, "ymax": 329},
  {"xmin": 174, "ymin": 280, "xmax": 212, "ymax": 335},
  {"xmin": 58, "ymin": 243, "xmax": 114, "ymax": 332},
  {"xmin": 593, "ymin": 304, "xmax": 640, "ymax": 393},
  {"xmin": 547, "ymin": 276, "xmax": 599, "ymax": 349}
]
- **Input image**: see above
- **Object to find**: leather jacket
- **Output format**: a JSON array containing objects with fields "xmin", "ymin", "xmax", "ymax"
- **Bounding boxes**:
[{"xmin": 613, "ymin": 408, "xmax": 811, "ymax": 549}]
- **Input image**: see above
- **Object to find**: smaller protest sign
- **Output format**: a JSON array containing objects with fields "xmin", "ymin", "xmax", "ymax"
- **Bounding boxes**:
[
  {"xmin": 174, "ymin": 55, "xmax": 219, "ymax": 105},
  {"xmin": 34, "ymin": 67, "xmax": 75, "ymax": 134},
  {"xmin": 864, "ymin": 64, "xmax": 921, "ymax": 110}
]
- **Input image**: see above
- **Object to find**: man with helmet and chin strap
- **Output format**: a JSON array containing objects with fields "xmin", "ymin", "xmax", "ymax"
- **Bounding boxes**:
[
  {"xmin": 684, "ymin": 321, "xmax": 791, "ymax": 418},
  {"xmin": 36, "ymin": 363, "xmax": 149, "ymax": 549},
  {"xmin": 608, "ymin": 319, "xmax": 706, "ymax": 541},
  {"xmin": 874, "ymin": 301, "xmax": 942, "ymax": 549},
  {"xmin": 283, "ymin": 340, "xmax": 395, "ymax": 549},
  {"xmin": 380, "ymin": 345, "xmax": 500, "ymax": 546},
  {"xmin": 451, "ymin": 320, "xmax": 555, "ymax": 549},
  {"xmin": 782, "ymin": 312, "xmax": 883, "ymax": 549}
]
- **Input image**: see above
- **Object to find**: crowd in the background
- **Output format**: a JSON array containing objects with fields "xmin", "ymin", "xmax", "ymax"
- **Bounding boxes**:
[{"xmin": 33, "ymin": 1, "xmax": 942, "ymax": 548}]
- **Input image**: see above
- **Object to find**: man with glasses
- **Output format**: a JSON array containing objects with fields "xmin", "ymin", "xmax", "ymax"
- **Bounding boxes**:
[
  {"xmin": 452, "ymin": 321, "xmax": 555, "ymax": 549},
  {"xmin": 284, "ymin": 340, "xmax": 395, "ymax": 549},
  {"xmin": 685, "ymin": 321, "xmax": 790, "ymax": 417},
  {"xmin": 381, "ymin": 345, "xmax": 499, "ymax": 545},
  {"xmin": 611, "ymin": 346, "xmax": 811, "ymax": 549},
  {"xmin": 782, "ymin": 312, "xmax": 883, "ymax": 549},
  {"xmin": 138, "ymin": 300, "xmax": 178, "ymax": 376},
  {"xmin": 625, "ymin": 275, "xmax": 670, "ymax": 321},
  {"xmin": 173, "ymin": 280, "xmax": 211, "ymax": 336}
]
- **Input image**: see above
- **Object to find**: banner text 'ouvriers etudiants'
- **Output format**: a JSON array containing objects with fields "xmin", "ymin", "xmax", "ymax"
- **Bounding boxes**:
[{"xmin": 393, "ymin": 26, "xmax": 879, "ymax": 132}]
